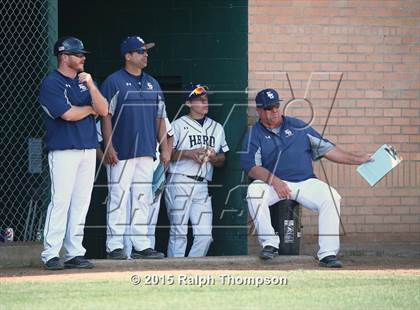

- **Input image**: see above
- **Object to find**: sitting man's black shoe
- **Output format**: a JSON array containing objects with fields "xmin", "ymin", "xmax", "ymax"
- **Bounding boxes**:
[
  {"xmin": 44, "ymin": 257, "xmax": 64, "ymax": 270},
  {"xmin": 107, "ymin": 248, "xmax": 127, "ymax": 260},
  {"xmin": 64, "ymin": 256, "xmax": 95, "ymax": 269},
  {"xmin": 131, "ymin": 248, "xmax": 164, "ymax": 259},
  {"xmin": 259, "ymin": 245, "xmax": 279, "ymax": 260},
  {"xmin": 319, "ymin": 255, "xmax": 343, "ymax": 268}
]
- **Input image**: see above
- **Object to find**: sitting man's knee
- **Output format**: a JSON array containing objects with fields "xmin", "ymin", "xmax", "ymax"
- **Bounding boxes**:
[
  {"xmin": 321, "ymin": 188, "xmax": 341, "ymax": 209},
  {"xmin": 247, "ymin": 181, "xmax": 266, "ymax": 199}
]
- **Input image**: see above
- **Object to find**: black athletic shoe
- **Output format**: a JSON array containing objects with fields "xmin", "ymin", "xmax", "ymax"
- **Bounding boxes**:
[
  {"xmin": 259, "ymin": 245, "xmax": 279, "ymax": 260},
  {"xmin": 319, "ymin": 255, "xmax": 343, "ymax": 268},
  {"xmin": 44, "ymin": 257, "xmax": 64, "ymax": 270},
  {"xmin": 131, "ymin": 248, "xmax": 164, "ymax": 259},
  {"xmin": 107, "ymin": 248, "xmax": 127, "ymax": 260},
  {"xmin": 64, "ymin": 256, "xmax": 95, "ymax": 269}
]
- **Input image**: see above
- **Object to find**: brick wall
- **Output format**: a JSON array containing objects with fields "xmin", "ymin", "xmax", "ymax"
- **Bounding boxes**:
[{"xmin": 248, "ymin": 0, "xmax": 420, "ymax": 252}]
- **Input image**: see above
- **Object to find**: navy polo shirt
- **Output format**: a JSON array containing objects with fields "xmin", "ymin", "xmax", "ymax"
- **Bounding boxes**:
[
  {"xmin": 240, "ymin": 116, "xmax": 335, "ymax": 182},
  {"xmin": 38, "ymin": 70, "xmax": 98, "ymax": 151},
  {"xmin": 100, "ymin": 69, "xmax": 165, "ymax": 160}
]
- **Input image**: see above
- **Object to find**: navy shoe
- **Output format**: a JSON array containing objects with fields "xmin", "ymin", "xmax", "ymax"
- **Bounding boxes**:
[
  {"xmin": 44, "ymin": 257, "xmax": 64, "ymax": 270},
  {"xmin": 131, "ymin": 248, "xmax": 164, "ymax": 259},
  {"xmin": 259, "ymin": 245, "xmax": 279, "ymax": 260},
  {"xmin": 319, "ymin": 255, "xmax": 343, "ymax": 268},
  {"xmin": 107, "ymin": 248, "xmax": 127, "ymax": 260},
  {"xmin": 64, "ymin": 256, "xmax": 94, "ymax": 269}
]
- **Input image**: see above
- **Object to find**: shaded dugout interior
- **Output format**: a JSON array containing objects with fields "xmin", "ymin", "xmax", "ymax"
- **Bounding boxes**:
[{"xmin": 58, "ymin": 0, "xmax": 248, "ymax": 257}]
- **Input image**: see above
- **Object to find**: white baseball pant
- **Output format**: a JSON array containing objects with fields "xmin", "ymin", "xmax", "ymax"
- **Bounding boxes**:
[
  {"xmin": 165, "ymin": 174, "xmax": 213, "ymax": 257},
  {"xmin": 106, "ymin": 157, "xmax": 153, "ymax": 253},
  {"xmin": 41, "ymin": 149, "xmax": 96, "ymax": 263},
  {"xmin": 247, "ymin": 178, "xmax": 341, "ymax": 260},
  {"xmin": 123, "ymin": 190, "xmax": 162, "ymax": 258}
]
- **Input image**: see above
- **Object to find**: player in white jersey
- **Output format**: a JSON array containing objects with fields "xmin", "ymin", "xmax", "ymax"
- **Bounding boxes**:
[{"xmin": 165, "ymin": 84, "xmax": 229, "ymax": 257}]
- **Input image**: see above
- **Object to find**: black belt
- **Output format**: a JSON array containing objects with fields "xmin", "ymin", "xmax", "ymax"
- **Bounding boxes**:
[{"xmin": 184, "ymin": 175, "xmax": 205, "ymax": 182}]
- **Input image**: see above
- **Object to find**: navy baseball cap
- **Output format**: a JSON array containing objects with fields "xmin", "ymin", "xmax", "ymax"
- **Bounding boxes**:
[
  {"xmin": 54, "ymin": 36, "xmax": 90, "ymax": 56},
  {"xmin": 185, "ymin": 83, "xmax": 208, "ymax": 101},
  {"xmin": 255, "ymin": 88, "xmax": 283, "ymax": 108},
  {"xmin": 120, "ymin": 36, "xmax": 155, "ymax": 57}
]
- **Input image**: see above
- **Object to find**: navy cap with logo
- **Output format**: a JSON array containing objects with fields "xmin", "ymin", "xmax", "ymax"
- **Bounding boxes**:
[
  {"xmin": 54, "ymin": 36, "xmax": 90, "ymax": 56},
  {"xmin": 120, "ymin": 36, "xmax": 155, "ymax": 57},
  {"xmin": 184, "ymin": 83, "xmax": 208, "ymax": 101},
  {"xmin": 255, "ymin": 88, "xmax": 283, "ymax": 109}
]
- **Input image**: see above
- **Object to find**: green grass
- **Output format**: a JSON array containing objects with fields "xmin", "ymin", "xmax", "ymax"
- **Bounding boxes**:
[{"xmin": 2, "ymin": 271, "xmax": 420, "ymax": 309}]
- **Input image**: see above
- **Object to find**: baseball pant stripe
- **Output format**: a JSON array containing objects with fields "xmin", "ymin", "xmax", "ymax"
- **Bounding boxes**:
[
  {"xmin": 63, "ymin": 149, "xmax": 96, "ymax": 261},
  {"xmin": 41, "ymin": 149, "xmax": 95, "ymax": 263}
]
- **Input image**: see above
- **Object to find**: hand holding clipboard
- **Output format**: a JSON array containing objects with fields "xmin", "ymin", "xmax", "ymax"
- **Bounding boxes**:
[{"xmin": 357, "ymin": 144, "xmax": 402, "ymax": 186}]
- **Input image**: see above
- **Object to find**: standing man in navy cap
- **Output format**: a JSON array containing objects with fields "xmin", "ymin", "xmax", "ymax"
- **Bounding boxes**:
[
  {"xmin": 100, "ymin": 36, "xmax": 169, "ymax": 259},
  {"xmin": 39, "ymin": 36, "xmax": 108, "ymax": 270},
  {"xmin": 240, "ymin": 88, "xmax": 372, "ymax": 268}
]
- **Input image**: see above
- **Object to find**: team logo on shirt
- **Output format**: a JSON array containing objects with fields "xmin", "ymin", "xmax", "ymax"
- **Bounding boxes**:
[
  {"xmin": 78, "ymin": 83, "xmax": 88, "ymax": 92},
  {"xmin": 65, "ymin": 84, "xmax": 71, "ymax": 88},
  {"xmin": 126, "ymin": 82, "xmax": 132, "ymax": 86},
  {"xmin": 284, "ymin": 129, "xmax": 293, "ymax": 137},
  {"xmin": 147, "ymin": 82, "xmax": 153, "ymax": 90}
]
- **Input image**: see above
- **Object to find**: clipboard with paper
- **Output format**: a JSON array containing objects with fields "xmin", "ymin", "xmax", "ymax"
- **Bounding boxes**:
[{"xmin": 357, "ymin": 144, "xmax": 402, "ymax": 186}]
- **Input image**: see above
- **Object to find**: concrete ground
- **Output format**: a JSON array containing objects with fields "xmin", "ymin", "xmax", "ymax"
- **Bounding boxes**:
[
  {"xmin": 2, "ymin": 255, "xmax": 420, "ymax": 280},
  {"xmin": 1, "ymin": 241, "xmax": 420, "ymax": 269}
]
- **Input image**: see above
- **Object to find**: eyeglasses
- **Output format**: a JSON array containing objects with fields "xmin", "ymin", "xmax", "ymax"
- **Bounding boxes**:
[
  {"xmin": 62, "ymin": 53, "xmax": 86, "ymax": 58},
  {"xmin": 132, "ymin": 48, "xmax": 147, "ymax": 55},
  {"xmin": 189, "ymin": 86, "xmax": 208, "ymax": 98},
  {"xmin": 263, "ymin": 103, "xmax": 280, "ymax": 111}
]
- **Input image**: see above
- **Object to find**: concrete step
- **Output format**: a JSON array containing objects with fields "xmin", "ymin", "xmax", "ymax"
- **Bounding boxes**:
[
  {"xmin": 0, "ymin": 242, "xmax": 43, "ymax": 268},
  {"xmin": 0, "ymin": 242, "xmax": 314, "ymax": 269}
]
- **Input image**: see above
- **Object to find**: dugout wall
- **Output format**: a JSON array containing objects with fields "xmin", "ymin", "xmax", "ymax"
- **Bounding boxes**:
[{"xmin": 58, "ymin": 0, "xmax": 249, "ymax": 257}]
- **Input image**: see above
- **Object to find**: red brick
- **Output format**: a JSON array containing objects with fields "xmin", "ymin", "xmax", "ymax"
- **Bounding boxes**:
[
  {"xmin": 410, "ymin": 224, "xmax": 420, "ymax": 233},
  {"xmin": 383, "ymin": 215, "xmax": 401, "ymax": 223},
  {"xmin": 401, "ymin": 215, "xmax": 420, "ymax": 224},
  {"xmin": 366, "ymin": 90, "xmax": 383, "ymax": 98},
  {"xmin": 365, "ymin": 215, "xmax": 384, "ymax": 224},
  {"xmin": 249, "ymin": 0, "xmax": 420, "ymax": 244},
  {"xmin": 347, "ymin": 216, "xmax": 365, "ymax": 224},
  {"xmin": 384, "ymin": 126, "xmax": 401, "ymax": 134}
]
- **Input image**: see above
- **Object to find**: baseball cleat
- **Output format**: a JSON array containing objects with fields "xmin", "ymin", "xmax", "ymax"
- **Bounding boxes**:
[
  {"xmin": 319, "ymin": 255, "xmax": 343, "ymax": 268},
  {"xmin": 259, "ymin": 245, "xmax": 279, "ymax": 260},
  {"xmin": 44, "ymin": 257, "xmax": 64, "ymax": 270},
  {"xmin": 131, "ymin": 248, "xmax": 165, "ymax": 259},
  {"xmin": 64, "ymin": 256, "xmax": 95, "ymax": 269},
  {"xmin": 107, "ymin": 248, "xmax": 127, "ymax": 260}
]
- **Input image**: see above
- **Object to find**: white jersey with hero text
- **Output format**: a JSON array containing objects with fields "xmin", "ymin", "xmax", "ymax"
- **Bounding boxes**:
[{"xmin": 168, "ymin": 115, "xmax": 229, "ymax": 181}]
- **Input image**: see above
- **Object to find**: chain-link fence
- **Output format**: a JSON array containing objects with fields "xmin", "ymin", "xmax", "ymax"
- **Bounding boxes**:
[{"xmin": 0, "ymin": 0, "xmax": 57, "ymax": 242}]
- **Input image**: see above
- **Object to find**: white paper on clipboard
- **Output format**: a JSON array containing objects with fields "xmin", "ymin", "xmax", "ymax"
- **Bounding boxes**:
[{"xmin": 356, "ymin": 144, "xmax": 402, "ymax": 186}]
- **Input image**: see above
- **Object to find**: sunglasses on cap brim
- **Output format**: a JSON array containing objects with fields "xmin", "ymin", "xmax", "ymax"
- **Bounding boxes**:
[
  {"xmin": 188, "ymin": 85, "xmax": 208, "ymax": 98},
  {"xmin": 63, "ymin": 53, "xmax": 86, "ymax": 58},
  {"xmin": 131, "ymin": 48, "xmax": 148, "ymax": 55},
  {"xmin": 263, "ymin": 102, "xmax": 280, "ymax": 111}
]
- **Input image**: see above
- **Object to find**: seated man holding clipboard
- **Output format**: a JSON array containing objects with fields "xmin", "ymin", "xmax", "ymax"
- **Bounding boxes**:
[{"xmin": 240, "ymin": 88, "xmax": 373, "ymax": 268}]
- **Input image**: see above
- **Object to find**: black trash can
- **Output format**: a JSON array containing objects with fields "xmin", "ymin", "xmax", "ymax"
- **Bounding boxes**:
[{"xmin": 269, "ymin": 200, "xmax": 302, "ymax": 255}]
